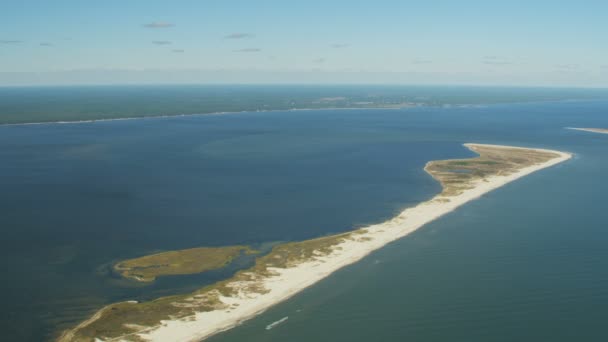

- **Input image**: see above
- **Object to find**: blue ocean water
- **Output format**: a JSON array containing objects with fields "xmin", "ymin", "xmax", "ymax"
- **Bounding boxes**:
[
  {"xmin": 0, "ymin": 99, "xmax": 607, "ymax": 341},
  {"xmin": 209, "ymin": 101, "xmax": 608, "ymax": 342}
]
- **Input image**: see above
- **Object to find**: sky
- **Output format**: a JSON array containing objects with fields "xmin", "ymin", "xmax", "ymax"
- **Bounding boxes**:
[{"xmin": 1, "ymin": 0, "xmax": 607, "ymax": 87}]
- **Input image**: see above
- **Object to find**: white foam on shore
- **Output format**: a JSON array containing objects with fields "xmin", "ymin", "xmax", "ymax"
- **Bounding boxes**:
[
  {"xmin": 122, "ymin": 144, "xmax": 571, "ymax": 342},
  {"xmin": 265, "ymin": 316, "xmax": 288, "ymax": 330}
]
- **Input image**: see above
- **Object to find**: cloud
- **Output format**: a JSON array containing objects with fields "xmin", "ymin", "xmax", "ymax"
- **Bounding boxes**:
[
  {"xmin": 601, "ymin": 65, "xmax": 608, "ymax": 69},
  {"xmin": 0, "ymin": 40, "xmax": 22, "ymax": 44},
  {"xmin": 234, "ymin": 48, "xmax": 261, "ymax": 52},
  {"xmin": 143, "ymin": 22, "xmax": 174, "ymax": 28},
  {"xmin": 331, "ymin": 43, "xmax": 349, "ymax": 48},
  {"xmin": 483, "ymin": 61, "xmax": 511, "ymax": 66},
  {"xmin": 482, "ymin": 56, "xmax": 511, "ymax": 66},
  {"xmin": 412, "ymin": 59, "xmax": 432, "ymax": 64},
  {"xmin": 40, "ymin": 42, "xmax": 53, "ymax": 47},
  {"xmin": 152, "ymin": 41, "xmax": 172, "ymax": 45},
  {"xmin": 555, "ymin": 64, "xmax": 579, "ymax": 70},
  {"xmin": 172, "ymin": 49, "xmax": 185, "ymax": 53},
  {"xmin": 313, "ymin": 58, "xmax": 326, "ymax": 63},
  {"xmin": 224, "ymin": 33, "xmax": 255, "ymax": 39}
]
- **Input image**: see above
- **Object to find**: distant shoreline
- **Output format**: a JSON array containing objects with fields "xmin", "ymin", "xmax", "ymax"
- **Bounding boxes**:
[
  {"xmin": 0, "ymin": 106, "xmax": 413, "ymax": 127},
  {"xmin": 4, "ymin": 97, "xmax": 606, "ymax": 128}
]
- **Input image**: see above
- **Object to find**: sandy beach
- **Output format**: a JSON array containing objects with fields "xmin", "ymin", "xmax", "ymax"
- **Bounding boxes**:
[
  {"xmin": 123, "ymin": 144, "xmax": 570, "ymax": 342},
  {"xmin": 567, "ymin": 127, "xmax": 608, "ymax": 135}
]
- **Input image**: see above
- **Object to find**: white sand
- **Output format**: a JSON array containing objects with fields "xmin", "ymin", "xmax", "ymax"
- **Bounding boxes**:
[
  {"xmin": 567, "ymin": 127, "xmax": 608, "ymax": 135},
  {"xmin": 128, "ymin": 144, "xmax": 571, "ymax": 342}
]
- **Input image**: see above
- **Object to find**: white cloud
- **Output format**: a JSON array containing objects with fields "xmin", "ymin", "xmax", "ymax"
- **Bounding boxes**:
[
  {"xmin": 331, "ymin": 43, "xmax": 349, "ymax": 48},
  {"xmin": 144, "ymin": 22, "xmax": 174, "ymax": 28},
  {"xmin": 224, "ymin": 33, "xmax": 255, "ymax": 39},
  {"xmin": 234, "ymin": 48, "xmax": 261, "ymax": 52},
  {"xmin": 555, "ymin": 64, "xmax": 579, "ymax": 70}
]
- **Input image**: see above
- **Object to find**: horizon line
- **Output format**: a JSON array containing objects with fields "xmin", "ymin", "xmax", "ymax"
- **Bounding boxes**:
[{"xmin": 1, "ymin": 82, "xmax": 608, "ymax": 90}]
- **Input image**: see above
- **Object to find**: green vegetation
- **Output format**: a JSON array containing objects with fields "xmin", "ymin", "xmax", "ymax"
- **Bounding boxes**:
[
  {"xmin": 58, "ymin": 233, "xmax": 356, "ymax": 341},
  {"xmin": 4, "ymin": 85, "xmax": 608, "ymax": 125},
  {"xmin": 58, "ymin": 144, "xmax": 562, "ymax": 342},
  {"xmin": 425, "ymin": 144, "xmax": 560, "ymax": 197},
  {"xmin": 114, "ymin": 246, "xmax": 256, "ymax": 282}
]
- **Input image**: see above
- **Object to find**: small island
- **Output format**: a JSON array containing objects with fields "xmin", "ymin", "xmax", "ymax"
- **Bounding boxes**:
[
  {"xmin": 568, "ymin": 127, "xmax": 608, "ymax": 135},
  {"xmin": 114, "ymin": 246, "xmax": 257, "ymax": 282},
  {"xmin": 58, "ymin": 143, "xmax": 571, "ymax": 342}
]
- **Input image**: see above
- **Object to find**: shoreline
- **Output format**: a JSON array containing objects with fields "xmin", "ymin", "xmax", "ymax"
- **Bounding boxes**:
[
  {"xmin": 567, "ymin": 127, "xmax": 608, "ymax": 135},
  {"xmin": 2, "ymin": 98, "xmax": 598, "ymax": 128},
  {"xmin": 3, "ymin": 97, "xmax": 604, "ymax": 128},
  {"xmin": 133, "ymin": 144, "xmax": 571, "ymax": 342},
  {"xmin": 0, "ymin": 106, "xmax": 411, "ymax": 127}
]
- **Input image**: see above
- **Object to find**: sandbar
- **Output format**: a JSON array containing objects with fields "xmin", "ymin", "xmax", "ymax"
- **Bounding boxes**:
[{"xmin": 567, "ymin": 127, "xmax": 608, "ymax": 135}]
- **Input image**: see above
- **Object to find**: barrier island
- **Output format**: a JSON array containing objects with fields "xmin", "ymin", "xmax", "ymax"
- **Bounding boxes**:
[{"xmin": 59, "ymin": 143, "xmax": 571, "ymax": 342}]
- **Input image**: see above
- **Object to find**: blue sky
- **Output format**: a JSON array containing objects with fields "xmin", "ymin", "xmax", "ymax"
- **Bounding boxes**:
[{"xmin": 1, "ymin": 0, "xmax": 607, "ymax": 86}]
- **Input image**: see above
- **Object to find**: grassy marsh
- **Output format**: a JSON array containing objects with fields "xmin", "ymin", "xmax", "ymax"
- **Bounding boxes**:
[{"xmin": 114, "ymin": 246, "xmax": 256, "ymax": 282}]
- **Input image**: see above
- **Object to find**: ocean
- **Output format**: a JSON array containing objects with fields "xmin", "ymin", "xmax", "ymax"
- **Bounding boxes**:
[{"xmin": 0, "ymin": 96, "xmax": 607, "ymax": 341}]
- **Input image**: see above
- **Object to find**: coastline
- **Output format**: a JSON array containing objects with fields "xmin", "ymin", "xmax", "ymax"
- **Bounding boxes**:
[
  {"xmin": 1, "ymin": 99, "xmax": 593, "ymax": 127},
  {"xmin": 0, "ymin": 106, "xmax": 410, "ymax": 127},
  {"xmin": 567, "ymin": 127, "xmax": 608, "ymax": 135},
  {"xmin": 137, "ymin": 144, "xmax": 572, "ymax": 342},
  {"xmin": 59, "ymin": 143, "xmax": 572, "ymax": 342},
  {"xmin": 1, "ymin": 97, "xmax": 599, "ymax": 128}
]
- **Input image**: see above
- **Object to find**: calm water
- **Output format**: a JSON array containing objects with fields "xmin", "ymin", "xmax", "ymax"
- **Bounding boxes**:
[{"xmin": 1, "ymin": 99, "xmax": 607, "ymax": 341}]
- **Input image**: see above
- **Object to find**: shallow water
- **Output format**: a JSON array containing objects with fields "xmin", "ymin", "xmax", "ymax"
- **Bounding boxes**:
[{"xmin": 0, "ymin": 99, "xmax": 607, "ymax": 341}]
